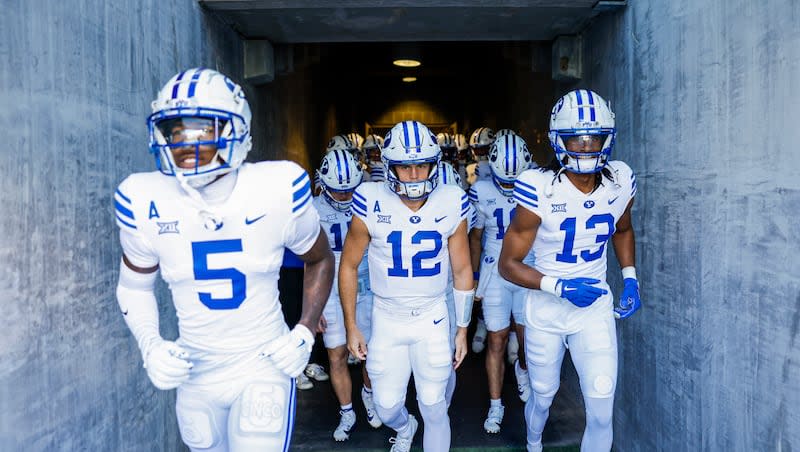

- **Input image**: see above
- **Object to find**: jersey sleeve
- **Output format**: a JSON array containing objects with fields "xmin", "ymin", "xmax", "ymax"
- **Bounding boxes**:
[
  {"xmin": 468, "ymin": 184, "xmax": 486, "ymax": 230},
  {"xmin": 114, "ymin": 177, "xmax": 159, "ymax": 267},
  {"xmin": 290, "ymin": 168, "xmax": 314, "ymax": 218},
  {"xmin": 609, "ymin": 160, "xmax": 637, "ymax": 205},
  {"xmin": 351, "ymin": 184, "xmax": 369, "ymax": 220},
  {"xmin": 513, "ymin": 169, "xmax": 542, "ymax": 217},
  {"xmin": 467, "ymin": 203, "xmax": 478, "ymax": 233},
  {"xmin": 284, "ymin": 164, "xmax": 322, "ymax": 256}
]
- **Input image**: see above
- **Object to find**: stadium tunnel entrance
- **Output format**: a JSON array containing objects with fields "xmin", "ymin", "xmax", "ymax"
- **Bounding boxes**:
[{"xmin": 198, "ymin": 2, "xmax": 627, "ymax": 449}]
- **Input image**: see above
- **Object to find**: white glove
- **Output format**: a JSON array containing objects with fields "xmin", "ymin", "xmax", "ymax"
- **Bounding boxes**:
[
  {"xmin": 143, "ymin": 340, "xmax": 193, "ymax": 390},
  {"xmin": 259, "ymin": 325, "xmax": 314, "ymax": 378}
]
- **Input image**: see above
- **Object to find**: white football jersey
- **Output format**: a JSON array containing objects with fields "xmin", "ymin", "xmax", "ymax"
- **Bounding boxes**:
[
  {"xmin": 352, "ymin": 182, "xmax": 468, "ymax": 308},
  {"xmin": 469, "ymin": 180, "xmax": 518, "ymax": 260},
  {"xmin": 313, "ymin": 195, "xmax": 369, "ymax": 294},
  {"xmin": 514, "ymin": 161, "xmax": 636, "ymax": 282},
  {"xmin": 114, "ymin": 162, "xmax": 320, "ymax": 354},
  {"xmin": 366, "ymin": 162, "xmax": 386, "ymax": 182}
]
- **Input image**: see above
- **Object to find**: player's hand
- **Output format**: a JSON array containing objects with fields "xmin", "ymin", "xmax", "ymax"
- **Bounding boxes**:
[
  {"xmin": 614, "ymin": 278, "xmax": 641, "ymax": 319},
  {"xmin": 453, "ymin": 327, "xmax": 468, "ymax": 370},
  {"xmin": 558, "ymin": 278, "xmax": 608, "ymax": 307},
  {"xmin": 316, "ymin": 315, "xmax": 327, "ymax": 333},
  {"xmin": 144, "ymin": 340, "xmax": 193, "ymax": 390},
  {"xmin": 346, "ymin": 328, "xmax": 367, "ymax": 361},
  {"xmin": 259, "ymin": 325, "xmax": 314, "ymax": 378}
]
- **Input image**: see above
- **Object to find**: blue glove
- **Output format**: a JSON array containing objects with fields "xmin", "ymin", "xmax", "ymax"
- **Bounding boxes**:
[
  {"xmin": 558, "ymin": 277, "xmax": 608, "ymax": 307},
  {"xmin": 614, "ymin": 278, "xmax": 641, "ymax": 319}
]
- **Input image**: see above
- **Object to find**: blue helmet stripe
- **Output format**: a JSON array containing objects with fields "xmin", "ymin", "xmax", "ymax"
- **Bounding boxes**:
[
  {"xmin": 412, "ymin": 121, "xmax": 421, "ymax": 148},
  {"xmin": 504, "ymin": 136, "xmax": 510, "ymax": 173},
  {"xmin": 333, "ymin": 150, "xmax": 344, "ymax": 184},
  {"xmin": 342, "ymin": 151, "xmax": 351, "ymax": 184},
  {"xmin": 575, "ymin": 90, "xmax": 584, "ymax": 121},
  {"xmin": 402, "ymin": 122, "xmax": 411, "ymax": 150},
  {"xmin": 171, "ymin": 70, "xmax": 188, "ymax": 99},
  {"xmin": 187, "ymin": 69, "xmax": 203, "ymax": 98},
  {"xmin": 586, "ymin": 90, "xmax": 596, "ymax": 122},
  {"xmin": 512, "ymin": 135, "xmax": 518, "ymax": 173}
]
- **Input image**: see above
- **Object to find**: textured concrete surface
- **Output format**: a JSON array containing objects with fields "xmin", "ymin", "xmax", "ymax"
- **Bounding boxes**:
[
  {"xmin": 0, "ymin": 1, "xmax": 245, "ymax": 450},
  {"xmin": 576, "ymin": 1, "xmax": 800, "ymax": 450}
]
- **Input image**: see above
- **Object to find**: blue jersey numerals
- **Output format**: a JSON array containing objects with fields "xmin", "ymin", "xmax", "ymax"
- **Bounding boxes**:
[
  {"xmin": 329, "ymin": 221, "xmax": 351, "ymax": 252},
  {"xmin": 555, "ymin": 214, "xmax": 615, "ymax": 263},
  {"xmin": 492, "ymin": 207, "xmax": 517, "ymax": 240},
  {"xmin": 191, "ymin": 239, "xmax": 247, "ymax": 310},
  {"xmin": 387, "ymin": 230, "xmax": 443, "ymax": 277}
]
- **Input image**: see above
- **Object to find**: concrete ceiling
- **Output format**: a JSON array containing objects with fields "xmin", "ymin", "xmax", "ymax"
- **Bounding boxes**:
[{"xmin": 200, "ymin": 0, "xmax": 625, "ymax": 43}]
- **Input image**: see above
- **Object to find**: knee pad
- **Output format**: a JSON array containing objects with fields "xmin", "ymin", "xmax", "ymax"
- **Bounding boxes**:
[
  {"xmin": 175, "ymin": 394, "xmax": 223, "ymax": 450},
  {"xmin": 418, "ymin": 400, "xmax": 447, "ymax": 424},
  {"xmin": 412, "ymin": 337, "xmax": 452, "ymax": 405},
  {"xmin": 228, "ymin": 379, "xmax": 294, "ymax": 450},
  {"xmin": 366, "ymin": 347, "xmax": 408, "ymax": 408},
  {"xmin": 585, "ymin": 396, "xmax": 614, "ymax": 428},
  {"xmin": 531, "ymin": 378, "xmax": 559, "ymax": 399}
]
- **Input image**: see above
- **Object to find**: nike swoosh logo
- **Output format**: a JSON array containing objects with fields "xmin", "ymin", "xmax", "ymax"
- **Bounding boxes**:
[
  {"xmin": 433, "ymin": 317, "xmax": 446, "ymax": 325},
  {"xmin": 245, "ymin": 214, "xmax": 266, "ymax": 225},
  {"xmin": 298, "ymin": 339, "xmax": 306, "ymax": 348},
  {"xmin": 122, "ymin": 310, "xmax": 128, "ymax": 316},
  {"xmin": 608, "ymin": 197, "xmax": 619, "ymax": 205},
  {"xmin": 435, "ymin": 216, "xmax": 447, "ymax": 223}
]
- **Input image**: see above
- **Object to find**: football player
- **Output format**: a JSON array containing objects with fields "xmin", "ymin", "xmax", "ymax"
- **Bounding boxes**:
[
  {"xmin": 339, "ymin": 121, "xmax": 474, "ymax": 452},
  {"xmin": 468, "ymin": 133, "xmax": 534, "ymax": 433},
  {"xmin": 499, "ymin": 89, "xmax": 642, "ymax": 452},
  {"xmin": 453, "ymin": 133, "xmax": 470, "ymax": 186},
  {"xmin": 466, "ymin": 127, "xmax": 496, "ymax": 186},
  {"xmin": 362, "ymin": 134, "xmax": 385, "ymax": 182},
  {"xmin": 314, "ymin": 149, "xmax": 383, "ymax": 441},
  {"xmin": 114, "ymin": 68, "xmax": 334, "ymax": 451}
]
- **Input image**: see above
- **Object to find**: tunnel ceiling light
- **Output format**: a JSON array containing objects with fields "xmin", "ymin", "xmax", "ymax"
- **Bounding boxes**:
[
  {"xmin": 402, "ymin": 76, "xmax": 417, "ymax": 83},
  {"xmin": 393, "ymin": 59, "xmax": 421, "ymax": 68}
]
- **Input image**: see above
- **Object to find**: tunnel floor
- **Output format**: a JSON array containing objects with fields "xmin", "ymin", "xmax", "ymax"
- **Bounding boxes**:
[{"xmin": 290, "ymin": 346, "xmax": 583, "ymax": 452}]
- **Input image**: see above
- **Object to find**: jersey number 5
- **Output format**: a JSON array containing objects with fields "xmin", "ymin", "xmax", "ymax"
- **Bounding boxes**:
[{"xmin": 192, "ymin": 239, "xmax": 246, "ymax": 310}]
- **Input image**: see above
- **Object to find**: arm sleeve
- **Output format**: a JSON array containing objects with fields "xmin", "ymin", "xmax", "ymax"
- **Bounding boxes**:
[
  {"xmin": 116, "ymin": 260, "xmax": 161, "ymax": 362},
  {"xmin": 513, "ymin": 170, "xmax": 542, "ymax": 217}
]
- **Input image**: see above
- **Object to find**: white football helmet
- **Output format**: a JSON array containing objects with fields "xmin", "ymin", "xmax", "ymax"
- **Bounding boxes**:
[
  {"xmin": 362, "ymin": 134, "xmax": 384, "ymax": 162},
  {"xmin": 488, "ymin": 134, "xmax": 532, "ymax": 196},
  {"xmin": 549, "ymin": 89, "xmax": 616, "ymax": 173},
  {"xmin": 148, "ymin": 68, "xmax": 252, "ymax": 187},
  {"xmin": 326, "ymin": 134, "xmax": 359, "ymax": 155},
  {"xmin": 437, "ymin": 161, "xmax": 462, "ymax": 188},
  {"xmin": 469, "ymin": 127, "xmax": 495, "ymax": 160},
  {"xmin": 436, "ymin": 132, "xmax": 458, "ymax": 163},
  {"xmin": 382, "ymin": 120, "xmax": 441, "ymax": 200},
  {"xmin": 316, "ymin": 149, "xmax": 363, "ymax": 211}
]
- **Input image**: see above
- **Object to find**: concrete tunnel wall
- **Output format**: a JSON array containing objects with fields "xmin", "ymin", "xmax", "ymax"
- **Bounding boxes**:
[
  {"xmin": 0, "ymin": 0, "xmax": 264, "ymax": 450},
  {"xmin": 578, "ymin": 1, "xmax": 800, "ymax": 450}
]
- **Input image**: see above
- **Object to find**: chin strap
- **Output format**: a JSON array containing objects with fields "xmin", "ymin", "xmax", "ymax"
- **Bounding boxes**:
[
  {"xmin": 544, "ymin": 167, "xmax": 567, "ymax": 198},
  {"xmin": 175, "ymin": 173, "xmax": 226, "ymax": 230}
]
